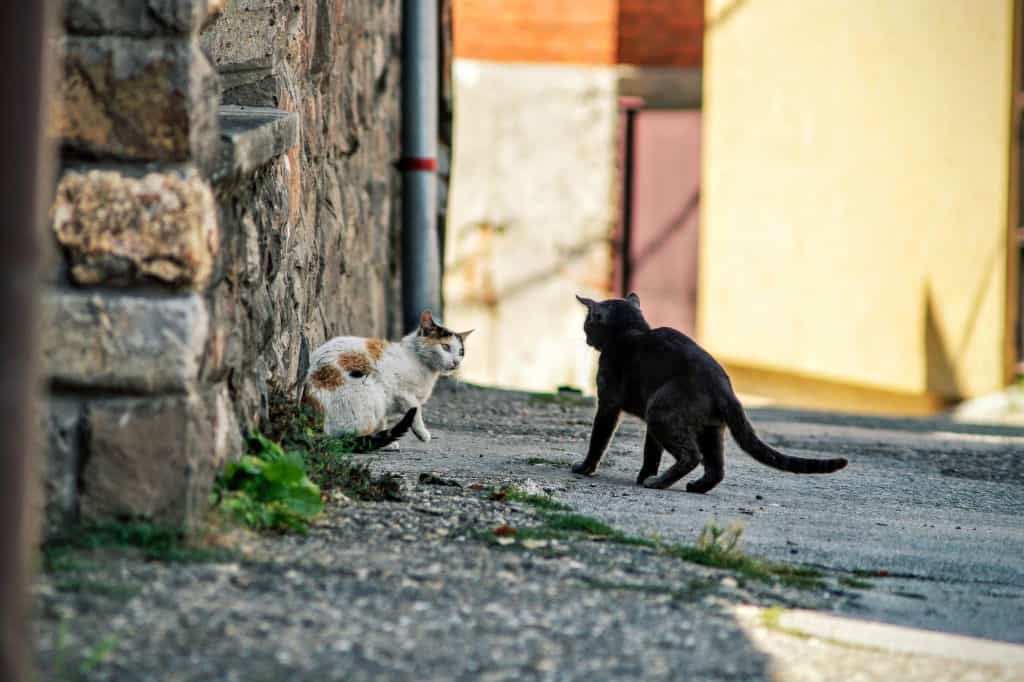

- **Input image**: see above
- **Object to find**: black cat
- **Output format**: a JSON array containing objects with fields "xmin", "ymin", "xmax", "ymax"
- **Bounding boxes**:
[{"xmin": 572, "ymin": 293, "xmax": 847, "ymax": 493}]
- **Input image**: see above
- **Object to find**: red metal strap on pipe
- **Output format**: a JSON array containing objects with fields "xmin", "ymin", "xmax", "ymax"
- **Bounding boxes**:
[{"xmin": 396, "ymin": 157, "xmax": 437, "ymax": 171}]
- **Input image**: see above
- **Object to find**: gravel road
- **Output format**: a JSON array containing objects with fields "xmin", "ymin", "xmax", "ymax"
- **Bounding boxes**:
[{"xmin": 32, "ymin": 380, "xmax": 1024, "ymax": 680}]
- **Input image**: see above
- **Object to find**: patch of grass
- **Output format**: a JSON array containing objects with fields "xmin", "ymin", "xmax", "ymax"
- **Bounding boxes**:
[
  {"xmin": 496, "ymin": 486, "xmax": 572, "ymax": 512},
  {"xmin": 526, "ymin": 457, "xmax": 566, "ymax": 467},
  {"xmin": 41, "ymin": 521, "xmax": 229, "ymax": 612},
  {"xmin": 541, "ymin": 512, "xmax": 657, "ymax": 548},
  {"xmin": 483, "ymin": 494, "xmax": 824, "ymax": 590},
  {"xmin": 838, "ymin": 576, "xmax": 874, "ymax": 590},
  {"xmin": 51, "ymin": 576, "xmax": 139, "ymax": 601},
  {"xmin": 43, "ymin": 521, "xmax": 234, "ymax": 566},
  {"xmin": 664, "ymin": 521, "xmax": 824, "ymax": 589}
]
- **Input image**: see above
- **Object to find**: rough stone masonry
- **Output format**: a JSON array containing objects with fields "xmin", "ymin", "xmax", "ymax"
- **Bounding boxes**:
[{"xmin": 43, "ymin": 0, "xmax": 419, "ymax": 535}]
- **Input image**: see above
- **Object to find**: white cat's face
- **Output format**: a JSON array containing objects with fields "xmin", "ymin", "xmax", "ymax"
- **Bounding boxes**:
[
  {"xmin": 416, "ymin": 310, "xmax": 473, "ymax": 374},
  {"xmin": 430, "ymin": 334, "xmax": 466, "ymax": 374}
]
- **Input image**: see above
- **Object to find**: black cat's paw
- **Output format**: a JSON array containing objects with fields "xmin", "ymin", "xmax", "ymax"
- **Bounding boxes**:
[
  {"xmin": 685, "ymin": 481, "xmax": 710, "ymax": 494},
  {"xmin": 636, "ymin": 471, "xmax": 656, "ymax": 486},
  {"xmin": 571, "ymin": 461, "xmax": 595, "ymax": 476},
  {"xmin": 641, "ymin": 476, "xmax": 664, "ymax": 489}
]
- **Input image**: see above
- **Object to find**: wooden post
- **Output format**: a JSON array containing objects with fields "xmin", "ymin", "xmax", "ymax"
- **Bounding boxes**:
[{"xmin": 0, "ymin": 0, "xmax": 54, "ymax": 679}]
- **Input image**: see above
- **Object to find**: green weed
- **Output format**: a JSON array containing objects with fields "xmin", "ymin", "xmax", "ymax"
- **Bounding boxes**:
[
  {"xmin": 665, "ymin": 523, "xmax": 823, "ymax": 589},
  {"xmin": 213, "ymin": 431, "xmax": 324, "ymax": 533},
  {"xmin": 263, "ymin": 390, "xmax": 404, "ymax": 500},
  {"xmin": 495, "ymin": 486, "xmax": 572, "ymax": 512},
  {"xmin": 483, "ymin": 512, "xmax": 822, "ymax": 589},
  {"xmin": 526, "ymin": 457, "xmax": 567, "ymax": 467},
  {"xmin": 838, "ymin": 576, "xmax": 874, "ymax": 590}
]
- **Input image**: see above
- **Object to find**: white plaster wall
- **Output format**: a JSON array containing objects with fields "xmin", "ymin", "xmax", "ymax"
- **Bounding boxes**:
[{"xmin": 444, "ymin": 59, "xmax": 619, "ymax": 393}]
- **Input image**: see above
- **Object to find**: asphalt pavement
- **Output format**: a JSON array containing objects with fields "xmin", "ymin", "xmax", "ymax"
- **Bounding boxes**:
[{"xmin": 399, "ymin": 382, "xmax": 1024, "ymax": 645}]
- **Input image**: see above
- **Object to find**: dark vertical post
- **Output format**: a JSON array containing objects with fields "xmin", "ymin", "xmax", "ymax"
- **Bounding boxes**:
[
  {"xmin": 401, "ymin": 0, "xmax": 441, "ymax": 332},
  {"xmin": 0, "ymin": 0, "xmax": 53, "ymax": 679},
  {"xmin": 618, "ymin": 97, "xmax": 644, "ymax": 296}
]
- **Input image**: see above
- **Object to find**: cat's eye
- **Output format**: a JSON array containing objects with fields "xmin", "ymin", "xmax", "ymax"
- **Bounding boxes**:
[
  {"xmin": 349, "ymin": 370, "xmax": 365, "ymax": 379},
  {"xmin": 441, "ymin": 343, "xmax": 451, "ymax": 352}
]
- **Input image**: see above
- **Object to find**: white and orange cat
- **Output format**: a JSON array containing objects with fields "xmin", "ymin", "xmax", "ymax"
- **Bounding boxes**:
[{"xmin": 301, "ymin": 311, "xmax": 472, "ymax": 449}]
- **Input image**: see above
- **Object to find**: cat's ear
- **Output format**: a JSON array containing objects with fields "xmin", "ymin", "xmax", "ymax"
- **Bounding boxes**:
[
  {"xmin": 456, "ymin": 329, "xmax": 474, "ymax": 340},
  {"xmin": 575, "ymin": 294, "xmax": 595, "ymax": 308},
  {"xmin": 625, "ymin": 292, "xmax": 641, "ymax": 307},
  {"xmin": 419, "ymin": 310, "xmax": 437, "ymax": 335}
]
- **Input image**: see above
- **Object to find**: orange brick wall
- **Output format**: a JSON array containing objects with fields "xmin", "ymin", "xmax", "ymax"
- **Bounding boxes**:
[
  {"xmin": 617, "ymin": 0, "xmax": 703, "ymax": 67},
  {"xmin": 454, "ymin": 0, "xmax": 619, "ymax": 65},
  {"xmin": 453, "ymin": 0, "xmax": 703, "ymax": 66}
]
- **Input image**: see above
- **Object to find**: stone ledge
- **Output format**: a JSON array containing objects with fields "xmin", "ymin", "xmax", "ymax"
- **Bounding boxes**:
[
  {"xmin": 44, "ymin": 291, "xmax": 209, "ymax": 394},
  {"xmin": 212, "ymin": 105, "xmax": 299, "ymax": 182}
]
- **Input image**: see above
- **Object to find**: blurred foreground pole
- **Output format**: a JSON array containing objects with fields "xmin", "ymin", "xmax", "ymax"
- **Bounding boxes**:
[{"xmin": 0, "ymin": 0, "xmax": 53, "ymax": 680}]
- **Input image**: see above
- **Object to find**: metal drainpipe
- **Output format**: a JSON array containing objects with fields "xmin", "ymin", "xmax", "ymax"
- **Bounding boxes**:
[{"xmin": 400, "ymin": 0, "xmax": 441, "ymax": 333}]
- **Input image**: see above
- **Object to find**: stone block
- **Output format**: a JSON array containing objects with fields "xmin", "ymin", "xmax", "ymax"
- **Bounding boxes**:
[
  {"xmin": 52, "ymin": 168, "xmax": 219, "ymax": 288},
  {"xmin": 65, "ymin": 0, "xmax": 225, "ymax": 37},
  {"xmin": 41, "ymin": 398, "xmax": 83, "ymax": 538},
  {"xmin": 81, "ymin": 385, "xmax": 240, "ymax": 527},
  {"xmin": 44, "ymin": 291, "xmax": 209, "ymax": 393},
  {"xmin": 56, "ymin": 36, "xmax": 219, "ymax": 164}
]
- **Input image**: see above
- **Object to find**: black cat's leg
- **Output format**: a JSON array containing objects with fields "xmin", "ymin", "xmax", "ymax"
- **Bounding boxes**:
[
  {"xmin": 636, "ymin": 430, "xmax": 663, "ymax": 485},
  {"xmin": 642, "ymin": 425, "xmax": 700, "ymax": 490},
  {"xmin": 572, "ymin": 405, "xmax": 621, "ymax": 475},
  {"xmin": 687, "ymin": 427, "xmax": 725, "ymax": 494}
]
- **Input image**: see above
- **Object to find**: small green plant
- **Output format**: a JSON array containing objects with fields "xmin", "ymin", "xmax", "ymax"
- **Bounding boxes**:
[
  {"xmin": 213, "ymin": 432, "xmax": 324, "ymax": 533},
  {"xmin": 696, "ymin": 520, "xmax": 745, "ymax": 557},
  {"xmin": 495, "ymin": 486, "xmax": 572, "ymax": 512},
  {"xmin": 262, "ymin": 390, "xmax": 404, "ymax": 500},
  {"xmin": 838, "ymin": 576, "xmax": 874, "ymax": 590},
  {"xmin": 666, "ymin": 522, "xmax": 824, "ymax": 590},
  {"xmin": 526, "ymin": 457, "xmax": 566, "ymax": 467}
]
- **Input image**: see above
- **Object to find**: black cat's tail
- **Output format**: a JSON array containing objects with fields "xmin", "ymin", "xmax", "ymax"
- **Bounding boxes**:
[
  {"xmin": 721, "ymin": 397, "xmax": 847, "ymax": 474},
  {"xmin": 351, "ymin": 408, "xmax": 417, "ymax": 453}
]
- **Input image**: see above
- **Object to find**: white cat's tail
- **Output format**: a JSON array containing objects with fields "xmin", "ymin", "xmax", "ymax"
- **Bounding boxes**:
[{"xmin": 351, "ymin": 408, "xmax": 417, "ymax": 452}]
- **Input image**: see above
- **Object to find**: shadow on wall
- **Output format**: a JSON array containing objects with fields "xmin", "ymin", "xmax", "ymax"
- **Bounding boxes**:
[
  {"xmin": 925, "ymin": 229, "xmax": 1006, "ymax": 398},
  {"xmin": 629, "ymin": 189, "xmax": 700, "ymax": 274}
]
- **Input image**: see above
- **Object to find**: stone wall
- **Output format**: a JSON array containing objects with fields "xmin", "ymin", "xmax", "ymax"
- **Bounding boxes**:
[
  {"xmin": 203, "ymin": 0, "xmax": 403, "ymax": 425},
  {"xmin": 43, "ymin": 0, "xmax": 411, "ymax": 534}
]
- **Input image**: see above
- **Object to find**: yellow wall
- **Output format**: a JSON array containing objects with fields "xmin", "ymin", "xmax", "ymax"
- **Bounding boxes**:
[{"xmin": 700, "ymin": 0, "xmax": 1016, "ymax": 408}]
